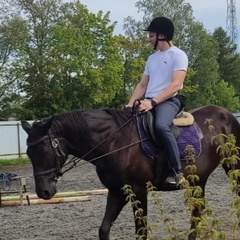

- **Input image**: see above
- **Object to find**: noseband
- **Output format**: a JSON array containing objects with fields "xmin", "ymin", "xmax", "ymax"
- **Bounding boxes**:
[{"xmin": 27, "ymin": 133, "xmax": 65, "ymax": 178}]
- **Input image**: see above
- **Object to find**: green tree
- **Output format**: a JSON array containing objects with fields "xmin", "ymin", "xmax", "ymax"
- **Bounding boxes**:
[
  {"xmin": 13, "ymin": 0, "xmax": 65, "ymax": 119},
  {"xmin": 109, "ymin": 35, "xmax": 147, "ymax": 107},
  {"xmin": 0, "ymin": 0, "xmax": 239, "ymax": 119},
  {"xmin": 212, "ymin": 27, "xmax": 240, "ymax": 97},
  {"xmin": 0, "ymin": 0, "xmax": 125, "ymax": 119},
  {"xmin": 0, "ymin": 12, "xmax": 29, "ymax": 119},
  {"xmin": 50, "ymin": 2, "xmax": 124, "ymax": 110},
  {"xmin": 185, "ymin": 24, "xmax": 220, "ymax": 109},
  {"xmin": 211, "ymin": 80, "xmax": 239, "ymax": 112}
]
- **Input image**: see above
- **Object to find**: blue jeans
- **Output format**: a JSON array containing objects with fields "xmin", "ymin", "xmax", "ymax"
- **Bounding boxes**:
[{"xmin": 153, "ymin": 97, "xmax": 181, "ymax": 171}]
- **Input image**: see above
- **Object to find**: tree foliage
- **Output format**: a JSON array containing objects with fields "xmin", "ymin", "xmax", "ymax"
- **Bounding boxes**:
[
  {"xmin": 0, "ymin": 0, "xmax": 239, "ymax": 120},
  {"xmin": 212, "ymin": 27, "xmax": 240, "ymax": 97},
  {"xmin": 0, "ymin": 0, "xmax": 127, "ymax": 119}
]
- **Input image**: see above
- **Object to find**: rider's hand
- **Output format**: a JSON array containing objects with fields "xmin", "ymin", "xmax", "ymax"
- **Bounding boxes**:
[{"xmin": 139, "ymin": 99, "xmax": 153, "ymax": 112}]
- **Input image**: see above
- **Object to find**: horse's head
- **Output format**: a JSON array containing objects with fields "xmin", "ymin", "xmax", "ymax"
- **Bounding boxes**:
[{"xmin": 22, "ymin": 118, "xmax": 68, "ymax": 199}]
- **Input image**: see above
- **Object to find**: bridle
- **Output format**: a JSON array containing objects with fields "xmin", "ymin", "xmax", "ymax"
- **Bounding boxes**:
[{"xmin": 27, "ymin": 133, "xmax": 65, "ymax": 178}]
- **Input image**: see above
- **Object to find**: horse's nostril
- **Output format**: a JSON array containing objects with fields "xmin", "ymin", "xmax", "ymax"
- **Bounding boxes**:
[{"xmin": 42, "ymin": 190, "xmax": 51, "ymax": 199}]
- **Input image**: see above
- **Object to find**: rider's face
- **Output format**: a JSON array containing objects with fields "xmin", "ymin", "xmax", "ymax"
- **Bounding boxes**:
[
  {"xmin": 148, "ymin": 32, "xmax": 167, "ymax": 50},
  {"xmin": 148, "ymin": 32, "xmax": 157, "ymax": 47}
]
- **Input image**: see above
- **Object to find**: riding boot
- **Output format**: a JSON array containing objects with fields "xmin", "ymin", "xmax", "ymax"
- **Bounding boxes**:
[
  {"xmin": 164, "ymin": 169, "xmax": 177, "ymax": 186},
  {"xmin": 164, "ymin": 169, "xmax": 185, "ymax": 188}
]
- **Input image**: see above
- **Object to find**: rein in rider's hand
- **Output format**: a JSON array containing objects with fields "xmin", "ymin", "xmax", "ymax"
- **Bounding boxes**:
[{"xmin": 139, "ymin": 99, "xmax": 155, "ymax": 112}]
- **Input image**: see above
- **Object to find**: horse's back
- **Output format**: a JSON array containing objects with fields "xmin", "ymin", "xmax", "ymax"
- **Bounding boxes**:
[
  {"xmin": 191, "ymin": 104, "xmax": 239, "ymax": 135},
  {"xmin": 190, "ymin": 104, "xmax": 232, "ymax": 117}
]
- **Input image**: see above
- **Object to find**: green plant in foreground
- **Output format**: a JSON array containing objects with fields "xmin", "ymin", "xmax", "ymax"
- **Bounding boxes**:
[
  {"xmin": 123, "ymin": 183, "xmax": 160, "ymax": 240},
  {"xmin": 183, "ymin": 146, "xmax": 215, "ymax": 240},
  {"xmin": 181, "ymin": 128, "xmax": 227, "ymax": 240},
  {"xmin": 212, "ymin": 132, "xmax": 240, "ymax": 238}
]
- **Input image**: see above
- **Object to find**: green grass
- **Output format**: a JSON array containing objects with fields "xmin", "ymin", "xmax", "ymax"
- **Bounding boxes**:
[{"xmin": 0, "ymin": 157, "xmax": 30, "ymax": 168}]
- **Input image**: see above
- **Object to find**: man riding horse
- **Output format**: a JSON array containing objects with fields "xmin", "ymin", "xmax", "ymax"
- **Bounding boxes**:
[{"xmin": 126, "ymin": 16, "xmax": 188, "ymax": 188}]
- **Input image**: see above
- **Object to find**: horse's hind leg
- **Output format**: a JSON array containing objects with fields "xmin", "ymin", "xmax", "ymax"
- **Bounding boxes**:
[{"xmin": 99, "ymin": 189, "xmax": 128, "ymax": 240}]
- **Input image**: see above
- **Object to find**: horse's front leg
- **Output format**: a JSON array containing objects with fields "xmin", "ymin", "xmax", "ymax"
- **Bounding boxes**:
[
  {"xmin": 131, "ymin": 187, "xmax": 148, "ymax": 240},
  {"xmin": 99, "ymin": 189, "xmax": 128, "ymax": 240}
]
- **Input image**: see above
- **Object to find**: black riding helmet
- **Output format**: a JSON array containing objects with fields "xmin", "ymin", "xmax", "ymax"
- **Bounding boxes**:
[{"xmin": 145, "ymin": 17, "xmax": 174, "ymax": 49}]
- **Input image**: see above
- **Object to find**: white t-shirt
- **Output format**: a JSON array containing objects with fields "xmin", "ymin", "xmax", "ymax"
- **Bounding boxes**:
[{"xmin": 144, "ymin": 46, "xmax": 188, "ymax": 98}]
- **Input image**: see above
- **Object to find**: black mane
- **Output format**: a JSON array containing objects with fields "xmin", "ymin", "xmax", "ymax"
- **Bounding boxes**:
[
  {"xmin": 104, "ymin": 108, "xmax": 133, "ymax": 127},
  {"xmin": 52, "ymin": 110, "xmax": 91, "ymax": 140}
]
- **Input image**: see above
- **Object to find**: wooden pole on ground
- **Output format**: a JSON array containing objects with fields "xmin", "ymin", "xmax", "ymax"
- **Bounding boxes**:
[
  {"xmin": 1, "ymin": 189, "xmax": 108, "ymax": 202},
  {"xmin": 1, "ymin": 195, "xmax": 91, "ymax": 206}
]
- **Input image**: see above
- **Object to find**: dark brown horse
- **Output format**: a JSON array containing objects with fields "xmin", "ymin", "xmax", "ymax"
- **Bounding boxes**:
[{"xmin": 21, "ymin": 104, "xmax": 240, "ymax": 240}]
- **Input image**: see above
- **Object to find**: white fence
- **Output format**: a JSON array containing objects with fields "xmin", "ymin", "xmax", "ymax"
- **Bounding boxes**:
[
  {"xmin": 0, "ymin": 113, "xmax": 240, "ymax": 159},
  {"xmin": 0, "ymin": 120, "xmax": 33, "ymax": 159}
]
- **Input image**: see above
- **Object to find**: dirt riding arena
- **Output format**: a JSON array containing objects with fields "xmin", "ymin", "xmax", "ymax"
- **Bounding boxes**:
[{"xmin": 0, "ymin": 163, "xmax": 238, "ymax": 240}]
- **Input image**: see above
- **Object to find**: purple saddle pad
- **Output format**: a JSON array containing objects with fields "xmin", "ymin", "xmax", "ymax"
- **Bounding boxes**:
[
  {"xmin": 136, "ymin": 116, "xmax": 202, "ymax": 161},
  {"xmin": 177, "ymin": 124, "xmax": 202, "ymax": 160}
]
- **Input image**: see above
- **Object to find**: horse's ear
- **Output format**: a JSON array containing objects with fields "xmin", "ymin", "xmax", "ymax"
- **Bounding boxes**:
[
  {"xmin": 21, "ymin": 120, "xmax": 32, "ymax": 134},
  {"xmin": 39, "ymin": 117, "xmax": 54, "ymax": 133}
]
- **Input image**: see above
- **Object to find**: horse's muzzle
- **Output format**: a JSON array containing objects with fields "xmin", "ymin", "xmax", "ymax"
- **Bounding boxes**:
[{"xmin": 36, "ymin": 181, "xmax": 57, "ymax": 199}]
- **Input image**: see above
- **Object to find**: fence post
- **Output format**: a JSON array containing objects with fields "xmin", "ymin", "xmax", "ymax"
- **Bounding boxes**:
[{"xmin": 17, "ymin": 122, "xmax": 21, "ymax": 158}]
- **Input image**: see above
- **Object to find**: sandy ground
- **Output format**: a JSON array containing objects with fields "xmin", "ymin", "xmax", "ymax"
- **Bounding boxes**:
[{"xmin": 0, "ymin": 163, "xmax": 239, "ymax": 240}]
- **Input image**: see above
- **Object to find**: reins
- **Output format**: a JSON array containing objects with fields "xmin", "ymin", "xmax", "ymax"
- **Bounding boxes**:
[
  {"xmin": 61, "ymin": 136, "xmax": 148, "ymax": 174},
  {"xmin": 61, "ymin": 111, "xmax": 149, "ymax": 174},
  {"xmin": 28, "ymin": 102, "xmax": 148, "ymax": 177}
]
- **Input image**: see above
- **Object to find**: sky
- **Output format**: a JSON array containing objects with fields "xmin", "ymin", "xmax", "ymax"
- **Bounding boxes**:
[{"xmin": 79, "ymin": 0, "xmax": 240, "ymax": 46}]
